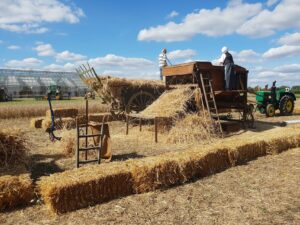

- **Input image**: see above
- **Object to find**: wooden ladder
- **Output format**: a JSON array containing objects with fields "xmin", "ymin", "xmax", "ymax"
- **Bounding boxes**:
[{"xmin": 199, "ymin": 73, "xmax": 223, "ymax": 136}]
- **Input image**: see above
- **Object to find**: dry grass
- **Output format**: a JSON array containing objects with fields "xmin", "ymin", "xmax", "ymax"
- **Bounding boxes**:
[
  {"xmin": 166, "ymin": 113, "xmax": 218, "ymax": 144},
  {"xmin": 37, "ymin": 126, "xmax": 300, "ymax": 214},
  {"xmin": 0, "ymin": 174, "xmax": 34, "ymax": 211}
]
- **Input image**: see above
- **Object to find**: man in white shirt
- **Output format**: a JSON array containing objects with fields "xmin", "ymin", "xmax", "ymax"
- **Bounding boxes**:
[
  {"xmin": 219, "ymin": 46, "xmax": 235, "ymax": 90},
  {"xmin": 158, "ymin": 48, "xmax": 169, "ymax": 80}
]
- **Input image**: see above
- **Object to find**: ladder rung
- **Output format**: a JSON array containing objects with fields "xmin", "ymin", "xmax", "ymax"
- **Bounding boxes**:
[
  {"xmin": 79, "ymin": 134, "xmax": 102, "ymax": 138},
  {"xmin": 78, "ymin": 159, "xmax": 99, "ymax": 164},
  {"xmin": 79, "ymin": 146, "xmax": 100, "ymax": 151}
]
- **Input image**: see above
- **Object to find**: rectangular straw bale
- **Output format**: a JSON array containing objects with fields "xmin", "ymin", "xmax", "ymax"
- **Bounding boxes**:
[
  {"xmin": 46, "ymin": 108, "xmax": 78, "ymax": 118},
  {"xmin": 0, "ymin": 174, "xmax": 33, "ymax": 211},
  {"xmin": 88, "ymin": 113, "xmax": 113, "ymax": 123},
  {"xmin": 38, "ymin": 162, "xmax": 134, "ymax": 214},
  {"xmin": 30, "ymin": 117, "xmax": 44, "ymax": 128},
  {"xmin": 130, "ymin": 147, "xmax": 231, "ymax": 193}
]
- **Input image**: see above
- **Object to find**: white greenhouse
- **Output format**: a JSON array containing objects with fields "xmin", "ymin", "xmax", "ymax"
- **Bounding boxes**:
[{"xmin": 0, "ymin": 69, "xmax": 88, "ymax": 97}]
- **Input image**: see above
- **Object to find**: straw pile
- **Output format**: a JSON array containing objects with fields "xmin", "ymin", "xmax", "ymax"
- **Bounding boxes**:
[
  {"xmin": 139, "ymin": 87, "xmax": 194, "ymax": 118},
  {"xmin": 0, "ymin": 129, "xmax": 28, "ymax": 167},
  {"xmin": 0, "ymin": 174, "xmax": 33, "ymax": 211},
  {"xmin": 45, "ymin": 108, "xmax": 78, "ymax": 118},
  {"xmin": 166, "ymin": 113, "xmax": 218, "ymax": 144},
  {"xmin": 30, "ymin": 117, "xmax": 44, "ymax": 128},
  {"xmin": 89, "ymin": 76, "xmax": 164, "ymax": 103},
  {"xmin": 38, "ymin": 126, "xmax": 300, "ymax": 214}
]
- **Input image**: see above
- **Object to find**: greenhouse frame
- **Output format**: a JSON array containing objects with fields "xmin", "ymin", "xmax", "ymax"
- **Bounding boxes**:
[{"xmin": 0, "ymin": 69, "xmax": 88, "ymax": 98}]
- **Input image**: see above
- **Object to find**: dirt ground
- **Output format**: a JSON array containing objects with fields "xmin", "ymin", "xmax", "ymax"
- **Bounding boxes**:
[
  {"xmin": 1, "ymin": 148, "xmax": 299, "ymax": 225},
  {"xmin": 0, "ymin": 100, "xmax": 299, "ymax": 224}
]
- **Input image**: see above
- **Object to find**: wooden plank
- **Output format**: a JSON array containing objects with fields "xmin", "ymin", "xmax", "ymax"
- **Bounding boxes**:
[{"xmin": 162, "ymin": 62, "xmax": 196, "ymax": 76}]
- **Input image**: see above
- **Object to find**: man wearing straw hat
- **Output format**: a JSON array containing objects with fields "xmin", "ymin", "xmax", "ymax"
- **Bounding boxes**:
[
  {"xmin": 219, "ymin": 46, "xmax": 235, "ymax": 90},
  {"xmin": 158, "ymin": 48, "xmax": 171, "ymax": 80}
]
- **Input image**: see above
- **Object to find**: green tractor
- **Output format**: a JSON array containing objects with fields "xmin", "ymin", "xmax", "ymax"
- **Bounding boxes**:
[
  {"xmin": 256, "ymin": 81, "xmax": 296, "ymax": 117},
  {"xmin": 46, "ymin": 85, "xmax": 71, "ymax": 100}
]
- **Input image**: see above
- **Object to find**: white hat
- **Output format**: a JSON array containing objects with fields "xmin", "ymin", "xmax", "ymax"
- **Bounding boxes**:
[{"xmin": 221, "ymin": 46, "xmax": 228, "ymax": 53}]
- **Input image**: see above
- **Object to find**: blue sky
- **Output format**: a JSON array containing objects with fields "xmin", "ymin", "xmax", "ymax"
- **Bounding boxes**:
[{"xmin": 0, "ymin": 0, "xmax": 299, "ymax": 87}]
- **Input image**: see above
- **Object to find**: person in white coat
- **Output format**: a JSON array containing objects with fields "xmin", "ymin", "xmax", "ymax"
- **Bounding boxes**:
[
  {"xmin": 219, "ymin": 46, "xmax": 235, "ymax": 90},
  {"xmin": 158, "ymin": 48, "xmax": 169, "ymax": 80}
]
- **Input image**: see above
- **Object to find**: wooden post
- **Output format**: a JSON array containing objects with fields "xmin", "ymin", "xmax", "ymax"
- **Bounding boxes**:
[
  {"xmin": 85, "ymin": 99, "xmax": 88, "ymax": 160},
  {"xmin": 139, "ymin": 118, "xmax": 142, "ymax": 131},
  {"xmin": 154, "ymin": 117, "xmax": 158, "ymax": 143},
  {"xmin": 126, "ymin": 115, "xmax": 129, "ymax": 135},
  {"xmin": 76, "ymin": 117, "xmax": 79, "ymax": 168}
]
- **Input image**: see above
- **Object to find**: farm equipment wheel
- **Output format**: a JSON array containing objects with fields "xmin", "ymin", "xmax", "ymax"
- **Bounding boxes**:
[
  {"xmin": 243, "ymin": 104, "xmax": 255, "ymax": 128},
  {"xmin": 279, "ymin": 95, "xmax": 294, "ymax": 116},
  {"xmin": 266, "ymin": 104, "xmax": 275, "ymax": 117},
  {"xmin": 126, "ymin": 91, "xmax": 155, "ymax": 113}
]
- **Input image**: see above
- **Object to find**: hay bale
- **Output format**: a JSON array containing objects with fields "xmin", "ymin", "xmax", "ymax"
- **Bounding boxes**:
[
  {"xmin": 0, "ymin": 174, "xmax": 34, "ymax": 211},
  {"xmin": 0, "ymin": 129, "xmax": 28, "ymax": 167},
  {"xmin": 130, "ymin": 147, "xmax": 231, "ymax": 193},
  {"xmin": 89, "ymin": 113, "xmax": 113, "ymax": 123},
  {"xmin": 38, "ymin": 163, "xmax": 134, "ymax": 214},
  {"xmin": 42, "ymin": 117, "xmax": 77, "ymax": 131},
  {"xmin": 30, "ymin": 117, "xmax": 44, "ymax": 128},
  {"xmin": 55, "ymin": 129, "xmax": 76, "ymax": 156},
  {"xmin": 139, "ymin": 87, "xmax": 194, "ymax": 118},
  {"xmin": 45, "ymin": 108, "xmax": 78, "ymax": 118}
]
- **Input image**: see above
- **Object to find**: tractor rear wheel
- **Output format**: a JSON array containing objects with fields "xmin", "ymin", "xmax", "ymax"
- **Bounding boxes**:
[
  {"xmin": 126, "ymin": 91, "xmax": 155, "ymax": 113},
  {"xmin": 266, "ymin": 104, "xmax": 275, "ymax": 117},
  {"xmin": 279, "ymin": 95, "xmax": 294, "ymax": 116}
]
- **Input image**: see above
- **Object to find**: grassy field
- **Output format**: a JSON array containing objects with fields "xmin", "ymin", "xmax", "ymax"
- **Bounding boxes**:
[{"xmin": 0, "ymin": 97, "xmax": 108, "ymax": 119}]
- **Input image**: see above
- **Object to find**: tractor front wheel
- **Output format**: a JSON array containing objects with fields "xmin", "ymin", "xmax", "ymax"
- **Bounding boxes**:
[
  {"xmin": 266, "ymin": 104, "xmax": 275, "ymax": 117},
  {"xmin": 279, "ymin": 95, "xmax": 294, "ymax": 116}
]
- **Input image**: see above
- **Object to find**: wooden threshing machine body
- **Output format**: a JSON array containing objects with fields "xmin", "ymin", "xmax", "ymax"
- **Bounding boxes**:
[{"xmin": 162, "ymin": 61, "xmax": 249, "ymax": 113}]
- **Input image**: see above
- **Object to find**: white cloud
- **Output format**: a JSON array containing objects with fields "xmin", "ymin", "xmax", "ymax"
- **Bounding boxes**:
[
  {"xmin": 0, "ymin": 0, "xmax": 84, "ymax": 33},
  {"xmin": 278, "ymin": 32, "xmax": 300, "ymax": 45},
  {"xmin": 138, "ymin": 0, "xmax": 262, "ymax": 42},
  {"xmin": 262, "ymin": 45, "xmax": 300, "ymax": 58},
  {"xmin": 238, "ymin": 0, "xmax": 300, "ymax": 37},
  {"xmin": 274, "ymin": 64, "xmax": 300, "ymax": 73},
  {"xmin": 168, "ymin": 49, "xmax": 197, "ymax": 60},
  {"xmin": 43, "ymin": 63, "xmax": 76, "ymax": 72},
  {"xmin": 5, "ymin": 58, "xmax": 42, "ymax": 68},
  {"xmin": 266, "ymin": 0, "xmax": 280, "ymax": 7},
  {"xmin": 7, "ymin": 45, "xmax": 20, "ymax": 50},
  {"xmin": 233, "ymin": 49, "xmax": 261, "ymax": 63},
  {"xmin": 0, "ymin": 40, "xmax": 3, "ymax": 44},
  {"xmin": 56, "ymin": 50, "xmax": 87, "ymax": 62},
  {"xmin": 167, "ymin": 11, "xmax": 179, "ymax": 19},
  {"xmin": 89, "ymin": 54, "xmax": 154, "ymax": 68},
  {"xmin": 34, "ymin": 43, "xmax": 56, "ymax": 56}
]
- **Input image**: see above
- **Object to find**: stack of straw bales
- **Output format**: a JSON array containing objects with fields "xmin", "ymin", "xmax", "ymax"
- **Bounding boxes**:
[
  {"xmin": 45, "ymin": 108, "xmax": 78, "ymax": 118},
  {"xmin": 0, "ymin": 129, "xmax": 33, "ymax": 211},
  {"xmin": 0, "ymin": 174, "xmax": 33, "ymax": 210},
  {"xmin": 139, "ymin": 87, "xmax": 194, "ymax": 118},
  {"xmin": 88, "ymin": 76, "xmax": 165, "ymax": 104},
  {"xmin": 38, "ymin": 126, "xmax": 300, "ymax": 214}
]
